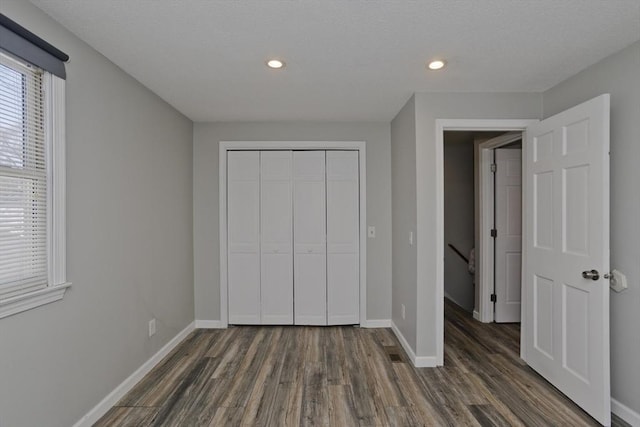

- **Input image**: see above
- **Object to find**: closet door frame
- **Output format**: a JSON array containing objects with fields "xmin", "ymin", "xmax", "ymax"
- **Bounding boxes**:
[{"xmin": 219, "ymin": 141, "xmax": 367, "ymax": 328}]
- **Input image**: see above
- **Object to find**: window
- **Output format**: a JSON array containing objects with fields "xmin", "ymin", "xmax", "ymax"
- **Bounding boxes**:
[{"xmin": 0, "ymin": 50, "xmax": 68, "ymax": 318}]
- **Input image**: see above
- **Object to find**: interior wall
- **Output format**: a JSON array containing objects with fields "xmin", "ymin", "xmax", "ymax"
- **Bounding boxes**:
[
  {"xmin": 414, "ymin": 92, "xmax": 542, "ymax": 357},
  {"xmin": 390, "ymin": 96, "xmax": 418, "ymax": 350},
  {"xmin": 193, "ymin": 122, "xmax": 392, "ymax": 323},
  {"xmin": 443, "ymin": 131, "xmax": 475, "ymax": 312},
  {"xmin": 0, "ymin": 3, "xmax": 195, "ymax": 427},
  {"xmin": 542, "ymin": 40, "xmax": 640, "ymax": 417}
]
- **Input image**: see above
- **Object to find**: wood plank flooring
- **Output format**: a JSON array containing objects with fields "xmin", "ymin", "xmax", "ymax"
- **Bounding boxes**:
[{"xmin": 96, "ymin": 300, "xmax": 628, "ymax": 426}]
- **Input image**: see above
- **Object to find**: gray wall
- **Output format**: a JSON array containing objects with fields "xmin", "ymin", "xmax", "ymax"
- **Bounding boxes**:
[
  {"xmin": 0, "ymin": 3, "xmax": 194, "ymax": 427},
  {"xmin": 543, "ymin": 40, "xmax": 640, "ymax": 416},
  {"xmin": 390, "ymin": 97, "xmax": 418, "ymax": 350},
  {"xmin": 444, "ymin": 132, "xmax": 475, "ymax": 312},
  {"xmin": 413, "ymin": 92, "xmax": 542, "ymax": 356},
  {"xmin": 193, "ymin": 122, "xmax": 392, "ymax": 322}
]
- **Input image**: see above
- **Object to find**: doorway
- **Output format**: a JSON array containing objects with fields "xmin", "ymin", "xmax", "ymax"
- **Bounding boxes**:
[
  {"xmin": 443, "ymin": 131, "xmax": 524, "ymax": 323},
  {"xmin": 435, "ymin": 119, "xmax": 535, "ymax": 366},
  {"xmin": 435, "ymin": 95, "xmax": 612, "ymax": 425},
  {"xmin": 477, "ymin": 132, "xmax": 524, "ymax": 323}
]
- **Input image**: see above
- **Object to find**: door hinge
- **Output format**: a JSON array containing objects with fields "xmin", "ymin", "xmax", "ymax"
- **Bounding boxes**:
[
  {"xmin": 490, "ymin": 164, "xmax": 497, "ymax": 173},
  {"xmin": 490, "ymin": 294, "xmax": 497, "ymax": 303},
  {"xmin": 490, "ymin": 229, "xmax": 497, "ymax": 238}
]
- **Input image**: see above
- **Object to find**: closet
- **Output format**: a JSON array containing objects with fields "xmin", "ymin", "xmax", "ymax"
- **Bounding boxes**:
[{"xmin": 227, "ymin": 150, "xmax": 360, "ymax": 326}]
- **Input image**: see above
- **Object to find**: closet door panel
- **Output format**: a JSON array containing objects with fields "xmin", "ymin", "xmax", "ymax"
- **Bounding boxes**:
[
  {"xmin": 293, "ymin": 151, "xmax": 327, "ymax": 325},
  {"xmin": 260, "ymin": 151, "xmax": 293, "ymax": 324},
  {"xmin": 327, "ymin": 254, "xmax": 359, "ymax": 324},
  {"xmin": 227, "ymin": 151, "xmax": 261, "ymax": 324},
  {"xmin": 295, "ymin": 254, "xmax": 327, "ymax": 323},
  {"xmin": 326, "ymin": 151, "xmax": 360, "ymax": 325}
]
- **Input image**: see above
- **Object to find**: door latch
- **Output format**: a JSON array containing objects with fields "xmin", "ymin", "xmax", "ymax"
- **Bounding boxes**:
[{"xmin": 582, "ymin": 270, "xmax": 600, "ymax": 281}]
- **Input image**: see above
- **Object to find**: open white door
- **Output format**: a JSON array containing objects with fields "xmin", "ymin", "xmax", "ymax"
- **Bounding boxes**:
[
  {"xmin": 495, "ymin": 148, "xmax": 522, "ymax": 323},
  {"xmin": 523, "ymin": 94, "xmax": 610, "ymax": 425}
]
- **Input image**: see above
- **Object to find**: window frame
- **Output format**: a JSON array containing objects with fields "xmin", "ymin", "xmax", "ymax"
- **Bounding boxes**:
[{"xmin": 0, "ymin": 51, "xmax": 69, "ymax": 319}]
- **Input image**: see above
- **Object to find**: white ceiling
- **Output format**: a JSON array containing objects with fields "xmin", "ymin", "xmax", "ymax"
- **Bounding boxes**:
[{"xmin": 30, "ymin": 1, "xmax": 640, "ymax": 122}]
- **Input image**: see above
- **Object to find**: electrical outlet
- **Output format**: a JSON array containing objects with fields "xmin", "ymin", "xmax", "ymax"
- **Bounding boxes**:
[
  {"xmin": 367, "ymin": 226, "xmax": 376, "ymax": 238},
  {"xmin": 148, "ymin": 318, "xmax": 156, "ymax": 337},
  {"xmin": 401, "ymin": 304, "xmax": 406, "ymax": 319}
]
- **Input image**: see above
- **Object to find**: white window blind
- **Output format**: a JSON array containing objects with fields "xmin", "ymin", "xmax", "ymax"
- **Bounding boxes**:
[{"xmin": 0, "ymin": 53, "xmax": 47, "ymax": 299}]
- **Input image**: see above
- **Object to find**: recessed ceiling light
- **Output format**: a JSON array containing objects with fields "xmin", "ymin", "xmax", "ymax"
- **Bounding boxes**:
[
  {"xmin": 428, "ymin": 59, "xmax": 446, "ymax": 70},
  {"xmin": 266, "ymin": 59, "xmax": 285, "ymax": 69}
]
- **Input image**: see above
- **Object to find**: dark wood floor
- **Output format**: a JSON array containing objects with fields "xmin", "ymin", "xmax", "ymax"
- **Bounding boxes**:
[{"xmin": 96, "ymin": 300, "xmax": 627, "ymax": 426}]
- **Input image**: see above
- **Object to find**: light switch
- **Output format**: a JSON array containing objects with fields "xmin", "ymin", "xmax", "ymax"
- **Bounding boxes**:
[
  {"xmin": 409, "ymin": 231, "xmax": 414, "ymax": 246},
  {"xmin": 367, "ymin": 226, "xmax": 376, "ymax": 238}
]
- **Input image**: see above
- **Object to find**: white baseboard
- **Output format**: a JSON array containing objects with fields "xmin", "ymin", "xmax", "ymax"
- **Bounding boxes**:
[
  {"xmin": 361, "ymin": 319, "xmax": 391, "ymax": 328},
  {"xmin": 414, "ymin": 355, "xmax": 438, "ymax": 367},
  {"xmin": 390, "ymin": 320, "xmax": 437, "ymax": 368},
  {"xmin": 72, "ymin": 321, "xmax": 196, "ymax": 427},
  {"xmin": 612, "ymin": 398, "xmax": 640, "ymax": 426},
  {"xmin": 473, "ymin": 310, "xmax": 481, "ymax": 321},
  {"xmin": 195, "ymin": 319, "xmax": 226, "ymax": 329},
  {"xmin": 196, "ymin": 319, "xmax": 390, "ymax": 329}
]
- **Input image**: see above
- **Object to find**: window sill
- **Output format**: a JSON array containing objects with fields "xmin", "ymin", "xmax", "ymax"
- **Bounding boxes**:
[{"xmin": 0, "ymin": 283, "xmax": 71, "ymax": 319}]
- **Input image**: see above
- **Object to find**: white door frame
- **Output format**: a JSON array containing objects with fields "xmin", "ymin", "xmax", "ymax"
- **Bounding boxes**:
[
  {"xmin": 477, "ymin": 131, "xmax": 523, "ymax": 323},
  {"xmin": 219, "ymin": 141, "xmax": 367, "ymax": 328},
  {"xmin": 435, "ymin": 120, "xmax": 537, "ymax": 364}
]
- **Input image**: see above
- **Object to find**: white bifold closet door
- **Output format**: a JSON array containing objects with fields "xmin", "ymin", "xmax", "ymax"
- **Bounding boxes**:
[
  {"xmin": 326, "ymin": 151, "xmax": 360, "ymax": 325},
  {"xmin": 293, "ymin": 151, "xmax": 327, "ymax": 325},
  {"xmin": 228, "ymin": 149, "xmax": 359, "ymax": 326},
  {"xmin": 260, "ymin": 151, "xmax": 294, "ymax": 324},
  {"xmin": 227, "ymin": 151, "xmax": 261, "ymax": 324}
]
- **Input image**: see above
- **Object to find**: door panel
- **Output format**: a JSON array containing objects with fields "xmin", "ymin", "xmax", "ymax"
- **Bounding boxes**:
[
  {"xmin": 260, "ymin": 151, "xmax": 293, "ymax": 324},
  {"xmin": 564, "ymin": 165, "xmax": 589, "ymax": 255},
  {"xmin": 295, "ymin": 254, "xmax": 327, "ymax": 324},
  {"xmin": 227, "ymin": 151, "xmax": 261, "ymax": 324},
  {"xmin": 495, "ymin": 148, "xmax": 522, "ymax": 322},
  {"xmin": 326, "ymin": 151, "xmax": 359, "ymax": 325},
  {"xmin": 505, "ymin": 253, "xmax": 522, "ymax": 303},
  {"xmin": 327, "ymin": 253, "xmax": 359, "ymax": 324},
  {"xmin": 534, "ymin": 171, "xmax": 554, "ymax": 249},
  {"xmin": 293, "ymin": 151, "xmax": 327, "ymax": 325},
  {"xmin": 533, "ymin": 274, "xmax": 554, "ymax": 359},
  {"xmin": 524, "ymin": 94, "xmax": 610, "ymax": 425}
]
